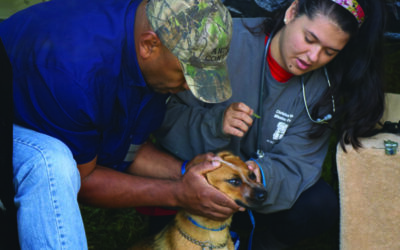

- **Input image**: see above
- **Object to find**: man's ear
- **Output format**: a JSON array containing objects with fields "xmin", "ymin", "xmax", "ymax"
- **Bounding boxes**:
[
  {"xmin": 284, "ymin": 0, "xmax": 298, "ymax": 24},
  {"xmin": 138, "ymin": 31, "xmax": 161, "ymax": 59}
]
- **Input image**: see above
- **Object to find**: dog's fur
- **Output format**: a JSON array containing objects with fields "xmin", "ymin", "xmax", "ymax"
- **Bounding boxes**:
[{"xmin": 130, "ymin": 151, "xmax": 268, "ymax": 250}]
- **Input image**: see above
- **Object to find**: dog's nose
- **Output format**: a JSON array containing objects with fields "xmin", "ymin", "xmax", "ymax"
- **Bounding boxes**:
[{"xmin": 255, "ymin": 188, "xmax": 267, "ymax": 202}]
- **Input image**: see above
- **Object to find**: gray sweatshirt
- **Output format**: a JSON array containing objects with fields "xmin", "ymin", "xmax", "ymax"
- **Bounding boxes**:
[{"xmin": 155, "ymin": 18, "xmax": 332, "ymax": 214}]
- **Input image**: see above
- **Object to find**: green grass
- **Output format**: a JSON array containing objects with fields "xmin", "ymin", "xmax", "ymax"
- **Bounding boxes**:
[
  {"xmin": 81, "ymin": 41, "xmax": 400, "ymax": 250},
  {"xmin": 80, "ymin": 206, "xmax": 148, "ymax": 250}
]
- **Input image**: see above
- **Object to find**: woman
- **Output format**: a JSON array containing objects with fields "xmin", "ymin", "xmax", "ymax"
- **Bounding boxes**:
[{"xmin": 155, "ymin": 0, "xmax": 386, "ymax": 248}]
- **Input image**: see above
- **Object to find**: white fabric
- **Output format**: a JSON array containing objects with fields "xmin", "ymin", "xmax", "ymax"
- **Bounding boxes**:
[
  {"xmin": 337, "ymin": 93, "xmax": 400, "ymax": 250},
  {"xmin": 337, "ymin": 133, "xmax": 400, "ymax": 250},
  {"xmin": 381, "ymin": 93, "xmax": 400, "ymax": 122}
]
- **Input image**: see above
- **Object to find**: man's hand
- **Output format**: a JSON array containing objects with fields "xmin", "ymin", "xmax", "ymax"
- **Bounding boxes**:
[
  {"xmin": 223, "ymin": 102, "xmax": 254, "ymax": 137},
  {"xmin": 176, "ymin": 153, "xmax": 244, "ymax": 221}
]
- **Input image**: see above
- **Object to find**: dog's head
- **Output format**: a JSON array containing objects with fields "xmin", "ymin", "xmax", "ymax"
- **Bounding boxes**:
[{"xmin": 205, "ymin": 151, "xmax": 267, "ymax": 209}]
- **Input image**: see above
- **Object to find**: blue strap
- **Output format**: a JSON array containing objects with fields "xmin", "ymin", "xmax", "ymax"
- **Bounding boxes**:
[
  {"xmin": 249, "ymin": 158, "xmax": 267, "ymax": 186},
  {"xmin": 187, "ymin": 215, "xmax": 228, "ymax": 231},
  {"xmin": 247, "ymin": 158, "xmax": 264, "ymax": 249},
  {"xmin": 247, "ymin": 210, "xmax": 256, "ymax": 250},
  {"xmin": 181, "ymin": 160, "xmax": 188, "ymax": 175},
  {"xmin": 230, "ymin": 230, "xmax": 240, "ymax": 250}
]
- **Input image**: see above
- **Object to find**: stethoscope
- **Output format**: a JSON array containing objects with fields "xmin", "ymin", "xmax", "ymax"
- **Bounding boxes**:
[{"xmin": 254, "ymin": 32, "xmax": 336, "ymax": 159}]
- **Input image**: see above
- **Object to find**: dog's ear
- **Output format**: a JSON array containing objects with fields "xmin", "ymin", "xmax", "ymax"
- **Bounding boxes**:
[
  {"xmin": 217, "ymin": 151, "xmax": 236, "ymax": 160},
  {"xmin": 216, "ymin": 151, "xmax": 230, "ymax": 159},
  {"xmin": 217, "ymin": 151, "xmax": 245, "ymax": 166}
]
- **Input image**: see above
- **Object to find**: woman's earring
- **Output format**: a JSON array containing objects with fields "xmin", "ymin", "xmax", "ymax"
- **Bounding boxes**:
[{"xmin": 284, "ymin": 18, "xmax": 287, "ymax": 24}]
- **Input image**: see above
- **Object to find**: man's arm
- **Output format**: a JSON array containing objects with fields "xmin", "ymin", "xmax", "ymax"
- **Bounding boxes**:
[
  {"xmin": 77, "ymin": 146, "xmax": 243, "ymax": 221},
  {"xmin": 125, "ymin": 140, "xmax": 181, "ymax": 179}
]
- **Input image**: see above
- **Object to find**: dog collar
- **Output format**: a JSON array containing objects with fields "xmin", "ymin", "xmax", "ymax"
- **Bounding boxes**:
[
  {"xmin": 187, "ymin": 215, "xmax": 229, "ymax": 231},
  {"xmin": 177, "ymin": 226, "xmax": 229, "ymax": 249}
]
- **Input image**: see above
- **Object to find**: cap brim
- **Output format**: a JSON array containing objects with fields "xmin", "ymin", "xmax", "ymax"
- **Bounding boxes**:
[{"xmin": 181, "ymin": 62, "xmax": 232, "ymax": 103}]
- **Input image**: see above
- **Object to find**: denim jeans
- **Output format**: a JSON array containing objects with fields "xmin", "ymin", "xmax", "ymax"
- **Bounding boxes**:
[{"xmin": 12, "ymin": 124, "xmax": 87, "ymax": 249}]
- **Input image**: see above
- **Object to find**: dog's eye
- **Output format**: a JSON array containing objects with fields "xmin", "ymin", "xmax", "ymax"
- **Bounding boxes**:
[
  {"xmin": 249, "ymin": 172, "xmax": 256, "ymax": 180},
  {"xmin": 227, "ymin": 178, "xmax": 242, "ymax": 187}
]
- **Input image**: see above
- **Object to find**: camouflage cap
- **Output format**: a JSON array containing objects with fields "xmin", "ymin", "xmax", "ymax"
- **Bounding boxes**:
[{"xmin": 146, "ymin": 0, "xmax": 232, "ymax": 103}]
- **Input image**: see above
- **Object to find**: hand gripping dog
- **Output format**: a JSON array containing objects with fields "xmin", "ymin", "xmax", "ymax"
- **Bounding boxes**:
[{"xmin": 130, "ymin": 151, "xmax": 268, "ymax": 250}]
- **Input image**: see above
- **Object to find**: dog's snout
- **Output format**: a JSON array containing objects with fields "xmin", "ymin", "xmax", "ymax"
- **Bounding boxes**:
[
  {"xmin": 255, "ymin": 188, "xmax": 267, "ymax": 202},
  {"xmin": 244, "ymin": 187, "xmax": 267, "ymax": 208}
]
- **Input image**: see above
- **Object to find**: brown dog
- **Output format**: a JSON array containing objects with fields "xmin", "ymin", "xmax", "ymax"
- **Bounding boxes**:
[{"xmin": 130, "ymin": 151, "xmax": 267, "ymax": 250}]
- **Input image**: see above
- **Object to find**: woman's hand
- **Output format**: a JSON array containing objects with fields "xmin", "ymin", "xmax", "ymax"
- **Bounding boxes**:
[
  {"xmin": 246, "ymin": 160, "xmax": 262, "ymax": 183},
  {"xmin": 222, "ymin": 102, "xmax": 255, "ymax": 137}
]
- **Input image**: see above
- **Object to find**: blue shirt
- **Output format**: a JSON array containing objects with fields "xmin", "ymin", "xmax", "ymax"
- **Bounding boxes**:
[{"xmin": 0, "ymin": 0, "xmax": 169, "ymax": 170}]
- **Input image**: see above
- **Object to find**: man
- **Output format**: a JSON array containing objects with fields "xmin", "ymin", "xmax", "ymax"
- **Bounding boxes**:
[{"xmin": 0, "ymin": 0, "xmax": 241, "ymax": 248}]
